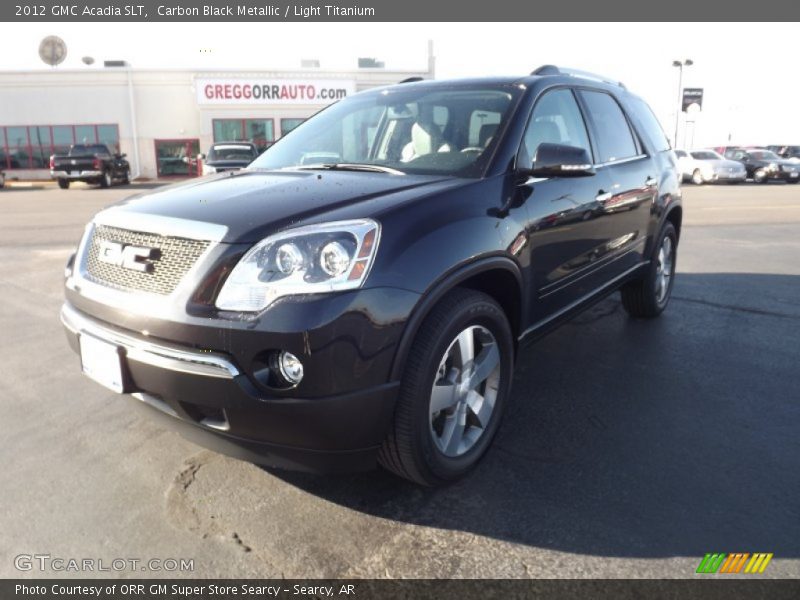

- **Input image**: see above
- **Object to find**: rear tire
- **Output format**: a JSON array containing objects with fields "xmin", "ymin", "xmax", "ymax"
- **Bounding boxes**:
[
  {"xmin": 57, "ymin": 179, "xmax": 69, "ymax": 190},
  {"xmin": 100, "ymin": 170, "xmax": 112, "ymax": 188},
  {"xmin": 691, "ymin": 169, "xmax": 704, "ymax": 185},
  {"xmin": 621, "ymin": 222, "xmax": 677, "ymax": 318},
  {"xmin": 378, "ymin": 288, "xmax": 514, "ymax": 486}
]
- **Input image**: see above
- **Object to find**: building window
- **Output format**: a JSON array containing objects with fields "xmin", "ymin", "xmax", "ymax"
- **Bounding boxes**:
[
  {"xmin": 281, "ymin": 118, "xmax": 305, "ymax": 136},
  {"xmin": 212, "ymin": 119, "xmax": 275, "ymax": 152},
  {"xmin": 0, "ymin": 124, "xmax": 119, "ymax": 169}
]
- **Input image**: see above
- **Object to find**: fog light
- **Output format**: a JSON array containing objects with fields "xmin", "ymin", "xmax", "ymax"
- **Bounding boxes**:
[{"xmin": 277, "ymin": 351, "xmax": 304, "ymax": 385}]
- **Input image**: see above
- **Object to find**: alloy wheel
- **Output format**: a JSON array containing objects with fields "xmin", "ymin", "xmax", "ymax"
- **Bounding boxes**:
[
  {"xmin": 429, "ymin": 325, "xmax": 501, "ymax": 457},
  {"xmin": 655, "ymin": 235, "xmax": 674, "ymax": 304}
]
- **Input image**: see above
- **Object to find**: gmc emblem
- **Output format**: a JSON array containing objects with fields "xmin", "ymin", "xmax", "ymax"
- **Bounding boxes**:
[{"xmin": 97, "ymin": 240, "xmax": 159, "ymax": 273}]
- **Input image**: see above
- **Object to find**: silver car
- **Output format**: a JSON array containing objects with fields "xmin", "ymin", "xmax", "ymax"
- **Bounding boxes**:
[{"xmin": 676, "ymin": 149, "xmax": 747, "ymax": 185}]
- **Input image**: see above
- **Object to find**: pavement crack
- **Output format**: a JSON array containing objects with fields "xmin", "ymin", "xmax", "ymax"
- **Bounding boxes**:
[
  {"xmin": 672, "ymin": 295, "xmax": 800, "ymax": 320},
  {"xmin": 231, "ymin": 532, "xmax": 253, "ymax": 553}
]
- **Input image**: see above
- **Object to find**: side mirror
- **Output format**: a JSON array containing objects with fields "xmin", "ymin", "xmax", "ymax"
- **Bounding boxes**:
[{"xmin": 525, "ymin": 143, "xmax": 595, "ymax": 178}]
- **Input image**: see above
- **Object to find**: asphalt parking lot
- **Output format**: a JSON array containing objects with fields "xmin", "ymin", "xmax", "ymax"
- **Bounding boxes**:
[{"xmin": 1, "ymin": 181, "xmax": 798, "ymax": 579}]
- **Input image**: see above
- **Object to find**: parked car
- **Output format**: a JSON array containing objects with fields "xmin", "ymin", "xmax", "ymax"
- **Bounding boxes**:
[
  {"xmin": 766, "ymin": 145, "xmax": 800, "ymax": 162},
  {"xmin": 201, "ymin": 142, "xmax": 259, "ymax": 175},
  {"xmin": 61, "ymin": 66, "xmax": 682, "ymax": 486},
  {"xmin": 724, "ymin": 148, "xmax": 800, "ymax": 183},
  {"xmin": 675, "ymin": 149, "xmax": 746, "ymax": 184},
  {"xmin": 50, "ymin": 144, "xmax": 130, "ymax": 189}
]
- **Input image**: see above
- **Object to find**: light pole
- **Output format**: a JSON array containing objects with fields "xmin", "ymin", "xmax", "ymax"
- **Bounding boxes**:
[{"xmin": 672, "ymin": 59, "xmax": 693, "ymax": 148}]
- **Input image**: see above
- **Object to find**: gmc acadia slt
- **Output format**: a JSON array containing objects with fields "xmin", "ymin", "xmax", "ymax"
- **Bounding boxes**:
[{"xmin": 62, "ymin": 66, "xmax": 682, "ymax": 485}]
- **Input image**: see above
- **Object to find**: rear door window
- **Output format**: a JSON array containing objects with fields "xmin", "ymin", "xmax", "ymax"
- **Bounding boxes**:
[
  {"xmin": 579, "ymin": 90, "xmax": 639, "ymax": 163},
  {"xmin": 626, "ymin": 96, "xmax": 671, "ymax": 153}
]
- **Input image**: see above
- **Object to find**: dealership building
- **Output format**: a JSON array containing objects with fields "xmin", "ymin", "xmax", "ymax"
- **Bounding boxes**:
[{"xmin": 0, "ymin": 53, "xmax": 434, "ymax": 180}]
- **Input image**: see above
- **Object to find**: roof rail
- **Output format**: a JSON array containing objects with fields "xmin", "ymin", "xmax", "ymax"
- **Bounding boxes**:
[
  {"xmin": 531, "ymin": 65, "xmax": 626, "ymax": 89},
  {"xmin": 399, "ymin": 76, "xmax": 424, "ymax": 83}
]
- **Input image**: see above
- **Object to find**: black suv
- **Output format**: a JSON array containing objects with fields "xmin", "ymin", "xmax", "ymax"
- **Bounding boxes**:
[{"xmin": 62, "ymin": 66, "xmax": 682, "ymax": 486}]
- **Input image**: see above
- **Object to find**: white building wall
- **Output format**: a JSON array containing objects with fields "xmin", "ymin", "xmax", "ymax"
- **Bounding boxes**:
[{"xmin": 0, "ymin": 63, "xmax": 433, "ymax": 180}]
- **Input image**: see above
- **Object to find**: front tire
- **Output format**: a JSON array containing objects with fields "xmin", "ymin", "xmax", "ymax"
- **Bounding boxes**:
[
  {"xmin": 621, "ymin": 222, "xmax": 678, "ymax": 318},
  {"xmin": 378, "ymin": 288, "xmax": 514, "ymax": 486},
  {"xmin": 753, "ymin": 169, "xmax": 767, "ymax": 184},
  {"xmin": 57, "ymin": 179, "xmax": 69, "ymax": 189},
  {"xmin": 691, "ymin": 169, "xmax": 704, "ymax": 185},
  {"xmin": 121, "ymin": 169, "xmax": 130, "ymax": 185}
]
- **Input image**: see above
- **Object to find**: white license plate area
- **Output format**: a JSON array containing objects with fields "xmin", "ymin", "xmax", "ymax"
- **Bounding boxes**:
[
  {"xmin": 80, "ymin": 333, "xmax": 125, "ymax": 393},
  {"xmin": 791, "ymin": 172, "xmax": 799, "ymax": 178}
]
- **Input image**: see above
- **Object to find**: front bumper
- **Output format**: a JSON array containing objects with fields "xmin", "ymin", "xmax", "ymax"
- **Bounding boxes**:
[
  {"xmin": 706, "ymin": 170, "xmax": 746, "ymax": 182},
  {"xmin": 51, "ymin": 170, "xmax": 103, "ymax": 180},
  {"xmin": 61, "ymin": 302, "xmax": 403, "ymax": 472}
]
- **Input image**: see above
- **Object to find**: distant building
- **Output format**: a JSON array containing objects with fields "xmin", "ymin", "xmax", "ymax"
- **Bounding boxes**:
[{"xmin": 0, "ymin": 50, "xmax": 434, "ymax": 180}]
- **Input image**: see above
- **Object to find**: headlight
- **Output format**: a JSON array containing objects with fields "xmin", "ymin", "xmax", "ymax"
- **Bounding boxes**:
[
  {"xmin": 202, "ymin": 164, "xmax": 217, "ymax": 175},
  {"xmin": 768, "ymin": 163, "xmax": 778, "ymax": 172},
  {"xmin": 215, "ymin": 219, "xmax": 380, "ymax": 312}
]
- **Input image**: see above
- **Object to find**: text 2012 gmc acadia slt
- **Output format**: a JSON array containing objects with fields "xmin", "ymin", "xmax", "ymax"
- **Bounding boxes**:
[{"xmin": 62, "ymin": 66, "xmax": 682, "ymax": 486}]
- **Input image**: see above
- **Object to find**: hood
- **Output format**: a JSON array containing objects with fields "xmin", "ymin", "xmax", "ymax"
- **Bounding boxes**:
[{"xmin": 101, "ymin": 169, "xmax": 460, "ymax": 243}]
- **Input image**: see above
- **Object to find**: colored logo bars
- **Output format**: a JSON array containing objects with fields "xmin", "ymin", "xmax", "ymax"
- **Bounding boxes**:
[{"xmin": 696, "ymin": 553, "xmax": 773, "ymax": 574}]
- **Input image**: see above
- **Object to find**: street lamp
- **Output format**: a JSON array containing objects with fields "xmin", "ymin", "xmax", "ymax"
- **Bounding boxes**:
[{"xmin": 672, "ymin": 59, "xmax": 693, "ymax": 148}]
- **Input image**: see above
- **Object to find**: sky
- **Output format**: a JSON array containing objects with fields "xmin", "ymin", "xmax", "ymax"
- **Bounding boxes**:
[{"xmin": 2, "ymin": 22, "xmax": 797, "ymax": 149}]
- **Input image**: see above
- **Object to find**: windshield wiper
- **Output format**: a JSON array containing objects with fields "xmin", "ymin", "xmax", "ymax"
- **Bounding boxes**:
[{"xmin": 295, "ymin": 163, "xmax": 405, "ymax": 175}]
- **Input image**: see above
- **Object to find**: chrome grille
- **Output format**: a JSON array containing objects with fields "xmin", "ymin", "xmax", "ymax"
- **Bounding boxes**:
[{"xmin": 85, "ymin": 225, "xmax": 210, "ymax": 295}]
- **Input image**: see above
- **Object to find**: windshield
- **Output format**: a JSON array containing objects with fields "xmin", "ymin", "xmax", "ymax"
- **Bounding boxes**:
[
  {"xmin": 249, "ymin": 84, "xmax": 522, "ymax": 177},
  {"xmin": 750, "ymin": 151, "xmax": 780, "ymax": 160},
  {"xmin": 70, "ymin": 144, "xmax": 108, "ymax": 155},
  {"xmin": 691, "ymin": 151, "xmax": 722, "ymax": 160},
  {"xmin": 208, "ymin": 145, "xmax": 257, "ymax": 161}
]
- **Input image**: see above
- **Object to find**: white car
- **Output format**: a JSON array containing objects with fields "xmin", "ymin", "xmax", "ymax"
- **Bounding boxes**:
[{"xmin": 675, "ymin": 149, "xmax": 747, "ymax": 185}]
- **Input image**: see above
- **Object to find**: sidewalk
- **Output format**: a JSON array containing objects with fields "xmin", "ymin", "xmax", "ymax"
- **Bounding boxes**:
[{"xmin": 2, "ymin": 178, "xmax": 166, "ymax": 189}]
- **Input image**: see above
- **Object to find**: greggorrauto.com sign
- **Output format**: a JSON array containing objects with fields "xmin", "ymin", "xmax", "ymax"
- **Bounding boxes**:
[{"xmin": 196, "ymin": 78, "xmax": 356, "ymax": 105}]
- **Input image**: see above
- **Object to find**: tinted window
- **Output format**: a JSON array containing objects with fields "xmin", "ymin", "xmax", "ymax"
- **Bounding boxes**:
[
  {"xmin": 626, "ymin": 96, "xmax": 671, "ymax": 153},
  {"xmin": 580, "ymin": 90, "xmax": 638, "ymax": 163},
  {"xmin": 208, "ymin": 145, "xmax": 257, "ymax": 161},
  {"xmin": 749, "ymin": 150, "xmax": 779, "ymax": 160},
  {"xmin": 518, "ymin": 88, "xmax": 592, "ymax": 167},
  {"xmin": 691, "ymin": 151, "xmax": 721, "ymax": 160}
]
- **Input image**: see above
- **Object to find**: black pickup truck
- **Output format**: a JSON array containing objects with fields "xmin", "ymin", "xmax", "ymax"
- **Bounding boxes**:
[{"xmin": 50, "ymin": 144, "xmax": 130, "ymax": 189}]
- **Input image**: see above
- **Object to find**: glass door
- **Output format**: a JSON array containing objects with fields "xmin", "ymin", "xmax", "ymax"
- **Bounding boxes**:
[{"xmin": 154, "ymin": 139, "xmax": 200, "ymax": 177}]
